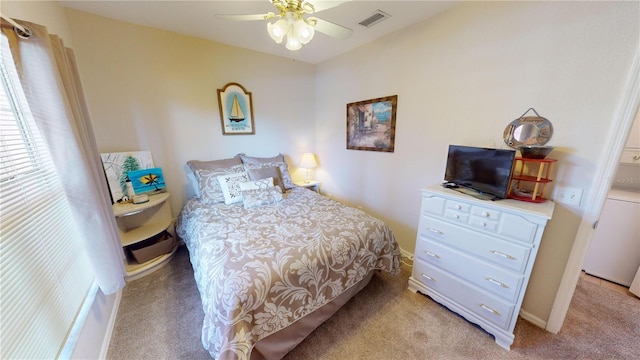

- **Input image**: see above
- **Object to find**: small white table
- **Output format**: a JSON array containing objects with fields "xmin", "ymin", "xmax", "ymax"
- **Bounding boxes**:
[{"xmin": 294, "ymin": 180, "xmax": 321, "ymax": 193}]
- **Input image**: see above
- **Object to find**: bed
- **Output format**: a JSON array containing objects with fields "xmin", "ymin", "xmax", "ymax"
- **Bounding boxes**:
[{"xmin": 176, "ymin": 154, "xmax": 401, "ymax": 360}]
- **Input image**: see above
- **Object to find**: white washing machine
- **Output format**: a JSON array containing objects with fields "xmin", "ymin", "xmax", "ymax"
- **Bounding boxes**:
[{"xmin": 583, "ymin": 187, "xmax": 640, "ymax": 287}]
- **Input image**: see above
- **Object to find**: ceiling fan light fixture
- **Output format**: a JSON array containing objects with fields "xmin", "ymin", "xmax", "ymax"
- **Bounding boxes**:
[
  {"xmin": 285, "ymin": 28, "xmax": 302, "ymax": 50},
  {"xmin": 267, "ymin": 10, "xmax": 316, "ymax": 51},
  {"xmin": 295, "ymin": 20, "xmax": 314, "ymax": 44},
  {"xmin": 267, "ymin": 19, "xmax": 288, "ymax": 43},
  {"xmin": 217, "ymin": 0, "xmax": 353, "ymax": 52}
]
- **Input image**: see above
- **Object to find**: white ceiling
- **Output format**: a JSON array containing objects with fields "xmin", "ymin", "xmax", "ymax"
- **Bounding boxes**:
[{"xmin": 57, "ymin": 1, "xmax": 460, "ymax": 64}]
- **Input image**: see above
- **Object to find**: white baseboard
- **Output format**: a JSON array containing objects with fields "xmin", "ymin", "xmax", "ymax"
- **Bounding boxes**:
[
  {"xmin": 99, "ymin": 290, "xmax": 122, "ymax": 359},
  {"xmin": 519, "ymin": 308, "xmax": 547, "ymax": 329},
  {"xmin": 400, "ymin": 247, "xmax": 414, "ymax": 260},
  {"xmin": 399, "ymin": 247, "xmax": 414, "ymax": 267},
  {"xmin": 69, "ymin": 287, "xmax": 122, "ymax": 360}
]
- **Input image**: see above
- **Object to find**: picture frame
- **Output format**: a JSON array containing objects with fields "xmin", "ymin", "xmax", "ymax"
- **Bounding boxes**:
[
  {"xmin": 127, "ymin": 167, "xmax": 166, "ymax": 195},
  {"xmin": 217, "ymin": 82, "xmax": 255, "ymax": 135},
  {"xmin": 346, "ymin": 95, "xmax": 397, "ymax": 152},
  {"xmin": 100, "ymin": 151, "xmax": 155, "ymax": 203}
]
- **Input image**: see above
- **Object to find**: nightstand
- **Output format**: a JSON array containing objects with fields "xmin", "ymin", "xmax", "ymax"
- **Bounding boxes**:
[
  {"xmin": 112, "ymin": 192, "xmax": 177, "ymax": 280},
  {"xmin": 294, "ymin": 180, "xmax": 321, "ymax": 193}
]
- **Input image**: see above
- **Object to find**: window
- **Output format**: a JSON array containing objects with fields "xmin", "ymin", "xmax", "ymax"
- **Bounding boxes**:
[{"xmin": 0, "ymin": 33, "xmax": 94, "ymax": 359}]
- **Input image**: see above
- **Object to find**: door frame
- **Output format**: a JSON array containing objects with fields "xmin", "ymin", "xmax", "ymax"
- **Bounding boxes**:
[{"xmin": 546, "ymin": 49, "xmax": 640, "ymax": 333}]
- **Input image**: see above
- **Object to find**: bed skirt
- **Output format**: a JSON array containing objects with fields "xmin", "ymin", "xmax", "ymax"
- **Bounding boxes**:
[{"xmin": 250, "ymin": 270, "xmax": 376, "ymax": 360}]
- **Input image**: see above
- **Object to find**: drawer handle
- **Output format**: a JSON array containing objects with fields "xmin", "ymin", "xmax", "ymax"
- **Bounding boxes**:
[
  {"xmin": 456, "ymin": 205, "xmax": 462, "ymax": 210},
  {"xmin": 490, "ymin": 250, "xmax": 515, "ymax": 260},
  {"xmin": 424, "ymin": 250, "xmax": 440, "ymax": 259},
  {"xmin": 479, "ymin": 304, "xmax": 502, "ymax": 316},
  {"xmin": 633, "ymin": 154, "xmax": 640, "ymax": 161},
  {"xmin": 425, "ymin": 227, "xmax": 444, "ymax": 235},
  {"xmin": 421, "ymin": 273, "xmax": 436, "ymax": 282},
  {"xmin": 481, "ymin": 211, "xmax": 490, "ymax": 217},
  {"xmin": 486, "ymin": 277, "xmax": 509, "ymax": 288}
]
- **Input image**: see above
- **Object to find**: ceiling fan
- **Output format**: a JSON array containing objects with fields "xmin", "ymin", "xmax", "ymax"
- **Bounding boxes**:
[{"xmin": 216, "ymin": 0, "xmax": 353, "ymax": 51}]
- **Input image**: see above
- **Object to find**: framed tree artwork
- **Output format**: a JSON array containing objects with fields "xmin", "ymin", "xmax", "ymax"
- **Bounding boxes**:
[
  {"xmin": 346, "ymin": 95, "xmax": 397, "ymax": 152},
  {"xmin": 217, "ymin": 82, "xmax": 255, "ymax": 135},
  {"xmin": 100, "ymin": 151, "xmax": 154, "ymax": 203}
]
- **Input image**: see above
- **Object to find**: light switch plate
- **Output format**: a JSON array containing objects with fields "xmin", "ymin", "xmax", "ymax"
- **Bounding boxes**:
[{"xmin": 556, "ymin": 187, "xmax": 583, "ymax": 206}]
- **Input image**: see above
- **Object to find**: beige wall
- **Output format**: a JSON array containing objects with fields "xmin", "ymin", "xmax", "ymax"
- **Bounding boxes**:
[
  {"xmin": 2, "ymin": 0, "xmax": 73, "ymax": 44},
  {"xmin": 4, "ymin": 0, "xmax": 639, "ymax": 333},
  {"xmin": 63, "ymin": 9, "xmax": 317, "ymax": 216},
  {"xmin": 314, "ymin": 1, "xmax": 639, "ymax": 324}
]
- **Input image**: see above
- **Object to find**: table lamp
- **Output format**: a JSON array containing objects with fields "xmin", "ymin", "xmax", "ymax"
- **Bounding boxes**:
[{"xmin": 300, "ymin": 153, "xmax": 317, "ymax": 184}]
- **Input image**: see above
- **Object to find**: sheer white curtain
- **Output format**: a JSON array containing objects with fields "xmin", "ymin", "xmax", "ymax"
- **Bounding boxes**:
[{"xmin": 2, "ymin": 20, "xmax": 125, "ymax": 293}]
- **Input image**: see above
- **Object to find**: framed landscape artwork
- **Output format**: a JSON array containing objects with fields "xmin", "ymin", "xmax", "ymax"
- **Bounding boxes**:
[
  {"xmin": 346, "ymin": 95, "xmax": 397, "ymax": 152},
  {"xmin": 127, "ymin": 167, "xmax": 166, "ymax": 195},
  {"xmin": 217, "ymin": 82, "xmax": 255, "ymax": 135}
]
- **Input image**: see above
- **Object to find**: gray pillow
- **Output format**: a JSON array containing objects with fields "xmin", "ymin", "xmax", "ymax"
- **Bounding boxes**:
[
  {"xmin": 195, "ymin": 164, "xmax": 245, "ymax": 204},
  {"xmin": 187, "ymin": 156, "xmax": 242, "ymax": 176},
  {"xmin": 240, "ymin": 154, "xmax": 294, "ymax": 189},
  {"xmin": 247, "ymin": 166, "xmax": 285, "ymax": 192},
  {"xmin": 239, "ymin": 153, "xmax": 285, "ymax": 164}
]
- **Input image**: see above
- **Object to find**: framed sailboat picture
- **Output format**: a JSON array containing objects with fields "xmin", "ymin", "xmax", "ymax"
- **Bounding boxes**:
[{"xmin": 217, "ymin": 82, "xmax": 255, "ymax": 135}]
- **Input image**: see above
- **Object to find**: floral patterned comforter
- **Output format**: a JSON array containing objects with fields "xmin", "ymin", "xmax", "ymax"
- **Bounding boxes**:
[{"xmin": 176, "ymin": 187, "xmax": 401, "ymax": 360}]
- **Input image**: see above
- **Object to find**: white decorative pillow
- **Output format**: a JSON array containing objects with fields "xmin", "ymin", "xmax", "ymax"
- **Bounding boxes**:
[
  {"xmin": 242, "ymin": 186, "xmax": 284, "ymax": 209},
  {"xmin": 217, "ymin": 172, "xmax": 250, "ymax": 205},
  {"xmin": 196, "ymin": 164, "xmax": 245, "ymax": 204},
  {"xmin": 239, "ymin": 177, "xmax": 273, "ymax": 191}
]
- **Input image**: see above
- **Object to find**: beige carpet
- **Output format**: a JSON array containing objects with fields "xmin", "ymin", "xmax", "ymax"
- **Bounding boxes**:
[{"xmin": 107, "ymin": 245, "xmax": 639, "ymax": 359}]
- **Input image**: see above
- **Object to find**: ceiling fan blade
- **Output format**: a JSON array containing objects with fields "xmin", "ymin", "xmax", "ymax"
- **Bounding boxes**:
[
  {"xmin": 215, "ymin": 13, "xmax": 273, "ymax": 21},
  {"xmin": 310, "ymin": 1, "xmax": 351, "ymax": 13},
  {"xmin": 310, "ymin": 17, "xmax": 352, "ymax": 40}
]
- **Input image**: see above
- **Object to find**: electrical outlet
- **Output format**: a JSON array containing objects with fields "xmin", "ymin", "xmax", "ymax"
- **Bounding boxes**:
[{"xmin": 556, "ymin": 187, "xmax": 583, "ymax": 206}]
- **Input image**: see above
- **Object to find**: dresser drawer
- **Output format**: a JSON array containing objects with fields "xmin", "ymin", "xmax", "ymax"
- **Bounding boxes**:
[
  {"xmin": 422, "ymin": 195, "xmax": 446, "ymax": 216},
  {"xmin": 419, "ymin": 216, "xmax": 531, "ymax": 273},
  {"xmin": 415, "ymin": 237, "xmax": 524, "ymax": 302},
  {"xmin": 423, "ymin": 195, "xmax": 539, "ymax": 244},
  {"xmin": 619, "ymin": 148, "xmax": 640, "ymax": 165},
  {"xmin": 444, "ymin": 208, "xmax": 470, "ymax": 223},
  {"xmin": 412, "ymin": 259, "xmax": 515, "ymax": 330},
  {"xmin": 446, "ymin": 199, "xmax": 471, "ymax": 213},
  {"xmin": 423, "ymin": 196, "xmax": 474, "ymax": 218},
  {"xmin": 470, "ymin": 205, "xmax": 501, "ymax": 221},
  {"xmin": 496, "ymin": 213, "xmax": 538, "ymax": 244}
]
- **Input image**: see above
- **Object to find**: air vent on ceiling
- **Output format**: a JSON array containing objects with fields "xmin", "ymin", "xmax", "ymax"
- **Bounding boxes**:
[{"xmin": 358, "ymin": 10, "xmax": 391, "ymax": 28}]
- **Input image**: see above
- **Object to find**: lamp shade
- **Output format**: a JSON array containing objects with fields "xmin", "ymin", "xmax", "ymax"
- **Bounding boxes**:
[
  {"xmin": 267, "ymin": 19, "xmax": 288, "ymax": 43},
  {"xmin": 295, "ymin": 20, "xmax": 315, "ymax": 44},
  {"xmin": 285, "ymin": 29, "xmax": 302, "ymax": 51},
  {"xmin": 300, "ymin": 153, "xmax": 317, "ymax": 169}
]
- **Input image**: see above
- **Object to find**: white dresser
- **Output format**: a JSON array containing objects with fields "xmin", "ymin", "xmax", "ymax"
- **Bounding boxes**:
[{"xmin": 408, "ymin": 185, "xmax": 554, "ymax": 349}]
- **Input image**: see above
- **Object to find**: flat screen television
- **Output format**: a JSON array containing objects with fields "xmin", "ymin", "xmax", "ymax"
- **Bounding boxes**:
[{"xmin": 444, "ymin": 145, "xmax": 516, "ymax": 200}]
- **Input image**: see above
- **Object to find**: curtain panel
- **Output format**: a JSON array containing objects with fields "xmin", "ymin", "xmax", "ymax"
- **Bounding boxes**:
[{"xmin": 2, "ymin": 21, "xmax": 125, "ymax": 294}]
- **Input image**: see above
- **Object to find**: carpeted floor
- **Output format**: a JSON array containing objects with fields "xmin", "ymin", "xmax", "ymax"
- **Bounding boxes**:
[{"xmin": 107, "ymin": 245, "xmax": 639, "ymax": 360}]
